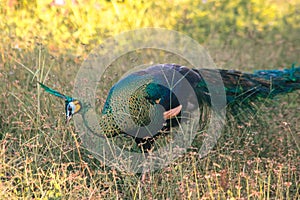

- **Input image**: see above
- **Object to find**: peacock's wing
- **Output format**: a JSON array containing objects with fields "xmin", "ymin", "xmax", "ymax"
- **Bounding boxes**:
[
  {"xmin": 100, "ymin": 71, "xmax": 165, "ymax": 139},
  {"xmin": 99, "ymin": 64, "xmax": 200, "ymax": 139},
  {"xmin": 144, "ymin": 64, "xmax": 202, "ymax": 110}
]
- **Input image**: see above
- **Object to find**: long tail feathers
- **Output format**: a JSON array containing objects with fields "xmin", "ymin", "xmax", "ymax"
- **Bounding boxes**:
[
  {"xmin": 219, "ymin": 64, "xmax": 300, "ymax": 105},
  {"xmin": 190, "ymin": 64, "xmax": 299, "ymax": 121},
  {"xmin": 253, "ymin": 64, "xmax": 300, "ymax": 96}
]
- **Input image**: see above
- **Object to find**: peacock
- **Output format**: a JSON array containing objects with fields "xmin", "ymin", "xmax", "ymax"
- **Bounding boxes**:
[{"xmin": 39, "ymin": 63, "xmax": 300, "ymax": 151}]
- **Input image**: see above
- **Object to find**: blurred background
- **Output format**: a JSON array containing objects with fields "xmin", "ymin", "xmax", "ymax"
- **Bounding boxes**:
[{"xmin": 2, "ymin": 0, "xmax": 299, "ymax": 64}]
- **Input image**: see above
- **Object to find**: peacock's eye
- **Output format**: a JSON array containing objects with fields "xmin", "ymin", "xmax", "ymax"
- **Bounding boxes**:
[{"xmin": 67, "ymin": 103, "xmax": 75, "ymax": 115}]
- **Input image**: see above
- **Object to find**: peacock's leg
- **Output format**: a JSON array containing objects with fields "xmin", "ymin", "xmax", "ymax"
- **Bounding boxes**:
[{"xmin": 134, "ymin": 137, "xmax": 155, "ymax": 153}]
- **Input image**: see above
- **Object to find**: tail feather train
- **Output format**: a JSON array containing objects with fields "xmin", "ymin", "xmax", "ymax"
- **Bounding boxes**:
[
  {"xmin": 217, "ymin": 64, "xmax": 300, "ymax": 105},
  {"xmin": 189, "ymin": 64, "xmax": 300, "ymax": 120}
]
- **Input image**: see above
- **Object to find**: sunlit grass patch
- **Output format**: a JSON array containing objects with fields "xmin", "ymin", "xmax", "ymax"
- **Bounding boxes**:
[{"xmin": 0, "ymin": 0, "xmax": 299, "ymax": 199}]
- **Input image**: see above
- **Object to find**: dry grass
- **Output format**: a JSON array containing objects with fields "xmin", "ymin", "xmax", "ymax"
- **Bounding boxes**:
[{"xmin": 0, "ymin": 1, "xmax": 299, "ymax": 199}]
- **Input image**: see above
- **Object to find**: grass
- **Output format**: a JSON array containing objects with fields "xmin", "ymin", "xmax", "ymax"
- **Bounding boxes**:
[
  {"xmin": 1, "ymin": 0, "xmax": 300, "ymax": 199},
  {"xmin": 1, "ymin": 40, "xmax": 299, "ymax": 200}
]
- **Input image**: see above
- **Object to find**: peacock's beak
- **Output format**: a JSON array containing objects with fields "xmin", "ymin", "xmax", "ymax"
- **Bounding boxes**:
[{"xmin": 66, "ymin": 109, "xmax": 73, "ymax": 124}]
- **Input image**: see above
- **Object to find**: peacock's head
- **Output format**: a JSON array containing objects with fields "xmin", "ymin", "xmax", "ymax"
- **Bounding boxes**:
[
  {"xmin": 65, "ymin": 99, "xmax": 82, "ymax": 124},
  {"xmin": 38, "ymin": 82, "xmax": 82, "ymax": 124}
]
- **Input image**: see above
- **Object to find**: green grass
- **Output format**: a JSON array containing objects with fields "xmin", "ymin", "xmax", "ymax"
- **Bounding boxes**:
[{"xmin": 1, "ymin": 0, "xmax": 300, "ymax": 199}]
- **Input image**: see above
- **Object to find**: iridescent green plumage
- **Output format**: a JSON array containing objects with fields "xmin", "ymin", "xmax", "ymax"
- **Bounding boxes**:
[
  {"xmin": 38, "ymin": 82, "xmax": 73, "ymax": 102},
  {"xmin": 39, "ymin": 64, "xmax": 300, "ymax": 151}
]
